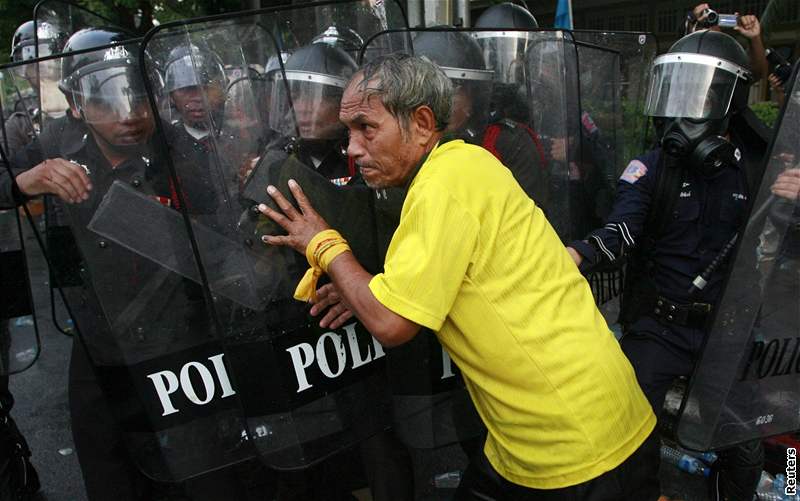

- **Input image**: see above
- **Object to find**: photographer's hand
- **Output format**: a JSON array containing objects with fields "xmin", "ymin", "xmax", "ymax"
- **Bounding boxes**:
[
  {"xmin": 736, "ymin": 13, "xmax": 768, "ymax": 80},
  {"xmin": 735, "ymin": 14, "xmax": 761, "ymax": 39}
]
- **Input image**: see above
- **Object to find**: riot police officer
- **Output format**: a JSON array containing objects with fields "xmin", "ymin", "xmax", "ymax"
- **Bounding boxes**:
[
  {"xmin": 268, "ymin": 42, "xmax": 358, "ymax": 183},
  {"xmin": 242, "ymin": 40, "xmax": 371, "ymax": 500},
  {"xmin": 4, "ymin": 20, "xmax": 64, "ymax": 156},
  {"xmin": 2, "ymin": 27, "xmax": 231, "ymax": 500},
  {"xmin": 163, "ymin": 44, "xmax": 227, "ymax": 146},
  {"xmin": 566, "ymin": 30, "xmax": 769, "ymax": 501},
  {"xmin": 473, "ymin": 2, "xmax": 538, "ymax": 123},
  {"xmin": 413, "ymin": 27, "xmax": 549, "ymax": 207}
]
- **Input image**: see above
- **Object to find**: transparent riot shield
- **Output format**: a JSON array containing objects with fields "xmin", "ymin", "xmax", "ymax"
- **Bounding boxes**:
[
  {"xmin": 570, "ymin": 40, "xmax": 625, "ymax": 320},
  {"xmin": 570, "ymin": 31, "xmax": 658, "ymax": 170},
  {"xmin": 34, "ymin": 0, "xmax": 129, "ymax": 54},
  {"xmin": 0, "ymin": 61, "xmax": 53, "ymax": 374},
  {"xmin": 523, "ymin": 30, "xmax": 576, "ymax": 241},
  {"xmin": 268, "ymin": 0, "xmax": 406, "ymax": 57},
  {"xmin": 3, "ymin": 58, "xmax": 81, "ymax": 340},
  {"xmin": 676, "ymin": 67, "xmax": 800, "ymax": 451},
  {"xmin": 33, "ymin": 1, "xmax": 133, "ymax": 126},
  {"xmin": 27, "ymin": 41, "xmax": 259, "ymax": 481},
  {"xmin": 97, "ymin": 1, "xmax": 408, "ymax": 469},
  {"xmin": 0, "ymin": 145, "xmax": 40, "ymax": 375}
]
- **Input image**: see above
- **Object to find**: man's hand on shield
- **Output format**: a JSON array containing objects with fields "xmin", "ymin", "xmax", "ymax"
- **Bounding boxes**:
[
  {"xmin": 259, "ymin": 179, "xmax": 330, "ymax": 254},
  {"xmin": 15, "ymin": 158, "xmax": 92, "ymax": 204}
]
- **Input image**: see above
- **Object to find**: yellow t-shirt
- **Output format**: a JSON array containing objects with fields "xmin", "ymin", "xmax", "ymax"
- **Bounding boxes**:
[{"xmin": 369, "ymin": 140, "xmax": 655, "ymax": 489}]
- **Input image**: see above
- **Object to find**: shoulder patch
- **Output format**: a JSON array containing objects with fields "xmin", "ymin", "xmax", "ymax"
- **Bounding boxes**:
[{"xmin": 620, "ymin": 159, "xmax": 648, "ymax": 184}]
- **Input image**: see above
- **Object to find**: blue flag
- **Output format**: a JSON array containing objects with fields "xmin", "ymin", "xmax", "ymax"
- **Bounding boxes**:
[{"xmin": 554, "ymin": 0, "xmax": 573, "ymax": 29}]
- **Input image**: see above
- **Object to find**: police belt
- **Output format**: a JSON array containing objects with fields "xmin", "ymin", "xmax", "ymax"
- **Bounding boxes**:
[{"xmin": 648, "ymin": 295, "xmax": 713, "ymax": 329}]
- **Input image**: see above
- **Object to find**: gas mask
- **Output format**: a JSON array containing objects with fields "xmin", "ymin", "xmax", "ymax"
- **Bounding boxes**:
[{"xmin": 661, "ymin": 116, "xmax": 737, "ymax": 178}]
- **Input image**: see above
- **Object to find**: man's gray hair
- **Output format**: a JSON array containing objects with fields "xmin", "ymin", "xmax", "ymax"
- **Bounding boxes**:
[{"xmin": 351, "ymin": 53, "xmax": 453, "ymax": 133}]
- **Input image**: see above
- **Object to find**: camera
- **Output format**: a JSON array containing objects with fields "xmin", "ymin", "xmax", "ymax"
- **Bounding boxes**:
[
  {"xmin": 765, "ymin": 48, "xmax": 792, "ymax": 86},
  {"xmin": 699, "ymin": 8, "xmax": 738, "ymax": 29}
]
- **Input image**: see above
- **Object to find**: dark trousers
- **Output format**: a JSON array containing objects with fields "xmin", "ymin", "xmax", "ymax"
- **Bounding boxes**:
[
  {"xmin": 621, "ymin": 316, "xmax": 764, "ymax": 501},
  {"xmin": 454, "ymin": 431, "xmax": 660, "ymax": 500}
]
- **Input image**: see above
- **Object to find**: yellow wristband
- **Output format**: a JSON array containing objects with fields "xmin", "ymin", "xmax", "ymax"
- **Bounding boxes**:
[{"xmin": 294, "ymin": 230, "xmax": 350, "ymax": 302}]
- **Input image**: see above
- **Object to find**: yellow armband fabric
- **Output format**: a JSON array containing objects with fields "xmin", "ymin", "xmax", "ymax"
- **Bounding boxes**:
[{"xmin": 294, "ymin": 229, "xmax": 350, "ymax": 302}]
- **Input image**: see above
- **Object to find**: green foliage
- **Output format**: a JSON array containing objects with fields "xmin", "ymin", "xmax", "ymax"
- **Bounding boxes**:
[
  {"xmin": 0, "ymin": 0, "xmax": 249, "ymax": 65},
  {"xmin": 750, "ymin": 101, "xmax": 780, "ymax": 128},
  {"xmin": 621, "ymin": 97, "xmax": 650, "ymax": 171},
  {"xmin": 0, "ymin": 0, "xmax": 37, "ymax": 65}
]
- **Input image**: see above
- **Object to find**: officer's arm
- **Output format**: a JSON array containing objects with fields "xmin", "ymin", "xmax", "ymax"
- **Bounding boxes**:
[
  {"xmin": 324, "ymin": 253, "xmax": 421, "ymax": 347},
  {"xmin": 568, "ymin": 155, "xmax": 656, "ymax": 273}
]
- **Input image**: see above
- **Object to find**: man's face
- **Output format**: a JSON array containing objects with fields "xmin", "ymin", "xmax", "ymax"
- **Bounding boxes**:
[
  {"xmin": 85, "ymin": 98, "xmax": 155, "ymax": 148},
  {"xmin": 292, "ymin": 84, "xmax": 344, "ymax": 140},
  {"xmin": 339, "ymin": 79, "xmax": 427, "ymax": 189},
  {"xmin": 171, "ymin": 84, "xmax": 224, "ymax": 128}
]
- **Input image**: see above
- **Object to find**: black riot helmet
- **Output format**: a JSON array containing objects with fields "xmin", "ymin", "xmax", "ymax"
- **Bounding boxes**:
[
  {"xmin": 163, "ymin": 44, "xmax": 227, "ymax": 133},
  {"xmin": 164, "ymin": 44, "xmax": 227, "ymax": 95},
  {"xmin": 11, "ymin": 20, "xmax": 63, "ymax": 62},
  {"xmin": 270, "ymin": 43, "xmax": 357, "ymax": 141},
  {"xmin": 58, "ymin": 28, "xmax": 132, "ymax": 94},
  {"xmin": 60, "ymin": 29, "xmax": 155, "ymax": 149},
  {"xmin": 644, "ymin": 31, "xmax": 751, "ymax": 176},
  {"xmin": 473, "ymin": 3, "xmax": 538, "ymax": 85},
  {"xmin": 412, "ymin": 28, "xmax": 493, "ymax": 137}
]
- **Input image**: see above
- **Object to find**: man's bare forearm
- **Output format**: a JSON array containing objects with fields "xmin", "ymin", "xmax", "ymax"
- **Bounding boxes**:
[
  {"xmin": 327, "ymin": 251, "xmax": 420, "ymax": 346},
  {"xmin": 748, "ymin": 35, "xmax": 768, "ymax": 81}
]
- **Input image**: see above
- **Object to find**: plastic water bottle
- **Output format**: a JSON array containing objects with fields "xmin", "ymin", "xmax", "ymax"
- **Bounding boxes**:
[
  {"xmin": 432, "ymin": 470, "xmax": 462, "ymax": 489},
  {"xmin": 772, "ymin": 473, "xmax": 788, "ymax": 500},
  {"xmin": 687, "ymin": 450, "xmax": 717, "ymax": 466},
  {"xmin": 757, "ymin": 472, "xmax": 800, "ymax": 501},
  {"xmin": 756, "ymin": 471, "xmax": 780, "ymax": 501},
  {"xmin": 660, "ymin": 445, "xmax": 710, "ymax": 477}
]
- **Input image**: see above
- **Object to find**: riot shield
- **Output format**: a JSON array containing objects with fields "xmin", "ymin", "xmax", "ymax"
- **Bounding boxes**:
[
  {"xmin": 24, "ymin": 40, "xmax": 261, "ymax": 481},
  {"xmin": 676, "ymin": 67, "xmax": 800, "ymax": 451},
  {"xmin": 34, "ymin": 0, "xmax": 128, "ymax": 54},
  {"xmin": 522, "ymin": 30, "xmax": 577, "ymax": 241},
  {"xmin": 33, "ymin": 1, "xmax": 133, "ymax": 127},
  {"xmin": 103, "ymin": 1, "xmax": 411, "ymax": 469},
  {"xmin": 0, "ymin": 146, "xmax": 40, "ymax": 375},
  {"xmin": 570, "ymin": 31, "xmax": 658, "ymax": 172},
  {"xmin": 0, "ymin": 61, "xmax": 50, "ymax": 374}
]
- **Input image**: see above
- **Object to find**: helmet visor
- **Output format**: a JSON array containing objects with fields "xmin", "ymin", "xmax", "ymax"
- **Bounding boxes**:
[
  {"xmin": 644, "ymin": 53, "xmax": 747, "ymax": 119},
  {"xmin": 269, "ymin": 72, "xmax": 346, "ymax": 140},
  {"xmin": 74, "ymin": 66, "xmax": 151, "ymax": 124},
  {"xmin": 165, "ymin": 53, "xmax": 225, "ymax": 94}
]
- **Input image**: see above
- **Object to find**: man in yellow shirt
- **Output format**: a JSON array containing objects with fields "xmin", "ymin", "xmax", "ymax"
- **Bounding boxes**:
[{"xmin": 259, "ymin": 53, "xmax": 659, "ymax": 499}]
